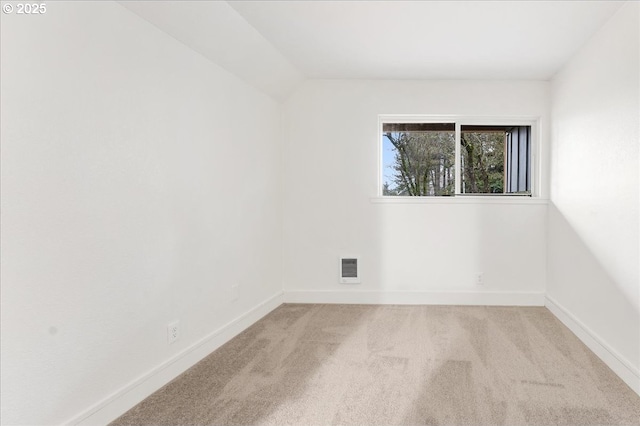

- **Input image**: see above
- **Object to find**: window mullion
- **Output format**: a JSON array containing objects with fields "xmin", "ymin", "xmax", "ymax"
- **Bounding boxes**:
[{"xmin": 454, "ymin": 122, "xmax": 461, "ymax": 195}]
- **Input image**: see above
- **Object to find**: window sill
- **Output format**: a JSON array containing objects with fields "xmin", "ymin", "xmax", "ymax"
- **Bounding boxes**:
[{"xmin": 370, "ymin": 196, "xmax": 549, "ymax": 205}]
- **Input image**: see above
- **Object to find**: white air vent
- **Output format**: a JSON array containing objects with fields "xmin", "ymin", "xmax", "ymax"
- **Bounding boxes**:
[{"xmin": 340, "ymin": 257, "xmax": 361, "ymax": 284}]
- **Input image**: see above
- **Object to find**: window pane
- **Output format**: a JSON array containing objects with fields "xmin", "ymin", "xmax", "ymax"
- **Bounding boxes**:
[
  {"xmin": 382, "ymin": 123, "xmax": 455, "ymax": 196},
  {"xmin": 460, "ymin": 125, "xmax": 531, "ymax": 194},
  {"xmin": 460, "ymin": 126, "xmax": 506, "ymax": 194}
]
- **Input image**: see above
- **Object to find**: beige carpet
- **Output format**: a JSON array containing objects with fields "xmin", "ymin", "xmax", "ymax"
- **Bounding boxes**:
[{"xmin": 112, "ymin": 304, "xmax": 640, "ymax": 425}]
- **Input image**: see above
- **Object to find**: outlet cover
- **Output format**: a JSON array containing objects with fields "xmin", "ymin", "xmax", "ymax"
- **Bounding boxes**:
[
  {"xmin": 231, "ymin": 285, "xmax": 239, "ymax": 302},
  {"xmin": 167, "ymin": 321, "xmax": 180, "ymax": 344}
]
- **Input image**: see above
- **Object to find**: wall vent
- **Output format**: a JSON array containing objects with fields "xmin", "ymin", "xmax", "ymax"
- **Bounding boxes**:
[{"xmin": 340, "ymin": 257, "xmax": 361, "ymax": 284}]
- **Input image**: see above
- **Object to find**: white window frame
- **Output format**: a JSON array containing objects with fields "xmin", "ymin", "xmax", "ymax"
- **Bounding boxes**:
[{"xmin": 377, "ymin": 115, "xmax": 541, "ymax": 201}]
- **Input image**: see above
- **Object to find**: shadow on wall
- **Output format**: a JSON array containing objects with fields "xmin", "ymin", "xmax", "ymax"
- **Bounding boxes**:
[{"xmin": 546, "ymin": 203, "xmax": 640, "ymax": 377}]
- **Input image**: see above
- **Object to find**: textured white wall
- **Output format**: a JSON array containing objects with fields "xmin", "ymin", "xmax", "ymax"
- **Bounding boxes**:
[
  {"xmin": 0, "ymin": 2, "xmax": 283, "ymax": 424},
  {"xmin": 549, "ymin": 1, "xmax": 639, "ymax": 383},
  {"xmin": 282, "ymin": 80, "xmax": 549, "ymax": 299}
]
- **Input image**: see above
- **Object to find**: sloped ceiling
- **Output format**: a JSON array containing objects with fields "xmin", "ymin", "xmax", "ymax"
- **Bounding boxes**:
[
  {"xmin": 120, "ymin": 1, "xmax": 304, "ymax": 101},
  {"xmin": 121, "ymin": 1, "xmax": 624, "ymax": 101}
]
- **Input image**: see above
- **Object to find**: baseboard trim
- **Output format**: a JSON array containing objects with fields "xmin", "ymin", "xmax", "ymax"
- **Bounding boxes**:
[
  {"xmin": 67, "ymin": 291, "xmax": 284, "ymax": 425},
  {"xmin": 545, "ymin": 295, "xmax": 640, "ymax": 396},
  {"xmin": 283, "ymin": 290, "xmax": 545, "ymax": 306}
]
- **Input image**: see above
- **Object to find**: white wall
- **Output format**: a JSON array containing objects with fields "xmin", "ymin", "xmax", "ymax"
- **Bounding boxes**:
[
  {"xmin": 548, "ymin": 1, "xmax": 640, "ymax": 391},
  {"xmin": 0, "ymin": 2, "xmax": 283, "ymax": 424},
  {"xmin": 282, "ymin": 80, "xmax": 549, "ymax": 304}
]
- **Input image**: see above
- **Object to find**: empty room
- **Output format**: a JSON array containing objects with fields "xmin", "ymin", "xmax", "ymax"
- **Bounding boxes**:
[{"xmin": 1, "ymin": 1, "xmax": 639, "ymax": 425}]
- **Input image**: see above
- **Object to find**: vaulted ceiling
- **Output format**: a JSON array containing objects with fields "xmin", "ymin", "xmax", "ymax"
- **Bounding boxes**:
[{"xmin": 120, "ymin": 1, "xmax": 624, "ymax": 100}]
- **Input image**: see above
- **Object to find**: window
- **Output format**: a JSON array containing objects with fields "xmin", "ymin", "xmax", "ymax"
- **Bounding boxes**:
[{"xmin": 380, "ymin": 117, "xmax": 534, "ymax": 197}]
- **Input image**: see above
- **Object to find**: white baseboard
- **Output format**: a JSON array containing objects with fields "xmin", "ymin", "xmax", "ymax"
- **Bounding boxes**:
[
  {"xmin": 67, "ymin": 291, "xmax": 284, "ymax": 426},
  {"xmin": 545, "ymin": 295, "xmax": 640, "ymax": 396},
  {"xmin": 283, "ymin": 290, "xmax": 545, "ymax": 306}
]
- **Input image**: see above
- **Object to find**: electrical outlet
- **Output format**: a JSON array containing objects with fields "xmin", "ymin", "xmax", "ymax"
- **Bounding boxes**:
[
  {"xmin": 476, "ymin": 273, "xmax": 484, "ymax": 286},
  {"xmin": 231, "ymin": 285, "xmax": 239, "ymax": 302},
  {"xmin": 167, "ymin": 321, "xmax": 180, "ymax": 344}
]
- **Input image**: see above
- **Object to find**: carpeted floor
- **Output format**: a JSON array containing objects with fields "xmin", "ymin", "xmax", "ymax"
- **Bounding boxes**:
[{"xmin": 112, "ymin": 304, "xmax": 640, "ymax": 425}]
